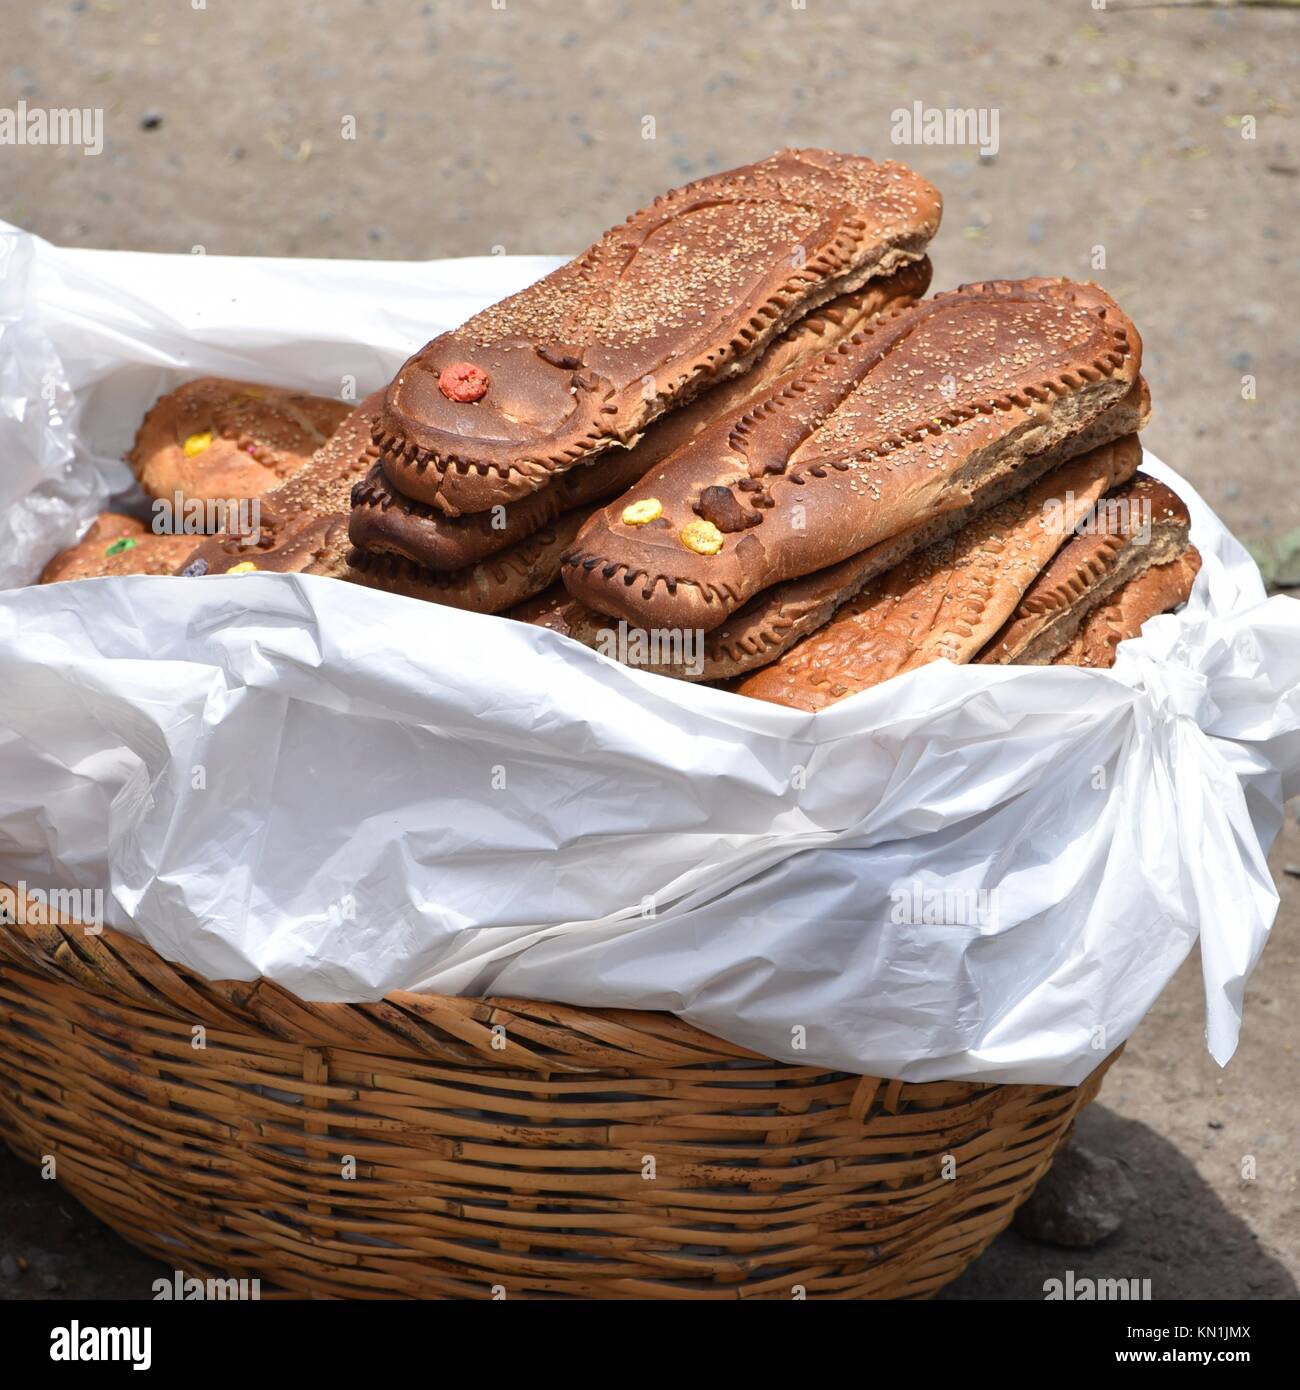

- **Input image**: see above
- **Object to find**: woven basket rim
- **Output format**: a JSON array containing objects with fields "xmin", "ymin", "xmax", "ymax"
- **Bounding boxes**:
[
  {"xmin": 0, "ymin": 879, "xmax": 793, "ymax": 1073},
  {"xmin": 0, "ymin": 879, "xmax": 1110, "ymax": 1087}
]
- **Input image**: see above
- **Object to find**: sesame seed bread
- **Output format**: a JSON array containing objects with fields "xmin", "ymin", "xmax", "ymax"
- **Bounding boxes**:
[
  {"xmin": 730, "ymin": 435, "xmax": 1143, "ymax": 710},
  {"xmin": 562, "ymin": 278, "xmax": 1142, "ymax": 636},
  {"xmin": 684, "ymin": 378, "xmax": 1152, "ymax": 680},
  {"xmin": 1051, "ymin": 548, "xmax": 1202, "ymax": 669},
  {"xmin": 373, "ymin": 150, "xmax": 941, "ymax": 515},
  {"xmin": 349, "ymin": 259, "xmax": 932, "ymax": 573},
  {"xmin": 175, "ymin": 390, "xmax": 385, "ymax": 577},
  {"xmin": 39, "ymin": 513, "xmax": 197, "ymax": 584},
  {"xmin": 129, "ymin": 377, "xmax": 351, "ymax": 506},
  {"xmin": 978, "ymin": 475, "xmax": 1193, "ymax": 665},
  {"xmin": 538, "ymin": 376, "xmax": 1150, "ymax": 681}
]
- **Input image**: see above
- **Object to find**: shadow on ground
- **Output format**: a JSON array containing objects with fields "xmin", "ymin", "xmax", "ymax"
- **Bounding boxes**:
[
  {"xmin": 943, "ymin": 1104, "xmax": 1296, "ymax": 1300},
  {"xmin": 0, "ymin": 1141, "xmax": 165, "ymax": 1299}
]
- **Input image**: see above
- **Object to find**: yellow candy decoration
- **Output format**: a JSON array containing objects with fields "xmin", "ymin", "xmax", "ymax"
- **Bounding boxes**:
[
  {"xmin": 227, "ymin": 561, "xmax": 259, "ymax": 574},
  {"xmin": 183, "ymin": 431, "xmax": 214, "ymax": 457},
  {"xmin": 621, "ymin": 497, "xmax": 663, "ymax": 526},
  {"xmin": 679, "ymin": 519, "xmax": 724, "ymax": 556}
]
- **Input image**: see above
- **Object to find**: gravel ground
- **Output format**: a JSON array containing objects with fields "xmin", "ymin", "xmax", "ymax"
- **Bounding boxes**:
[{"xmin": 1, "ymin": 0, "xmax": 1297, "ymax": 1301}]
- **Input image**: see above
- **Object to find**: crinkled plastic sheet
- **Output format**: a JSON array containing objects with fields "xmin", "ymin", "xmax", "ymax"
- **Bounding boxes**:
[{"xmin": 1, "ymin": 222, "xmax": 1297, "ymax": 1085}]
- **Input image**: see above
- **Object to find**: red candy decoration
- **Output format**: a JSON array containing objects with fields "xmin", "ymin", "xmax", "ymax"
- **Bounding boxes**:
[{"xmin": 438, "ymin": 362, "xmax": 490, "ymax": 403}]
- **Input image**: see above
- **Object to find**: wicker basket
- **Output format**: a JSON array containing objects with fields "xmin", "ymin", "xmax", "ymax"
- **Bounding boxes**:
[{"xmin": 0, "ymin": 882, "xmax": 1112, "ymax": 1299}]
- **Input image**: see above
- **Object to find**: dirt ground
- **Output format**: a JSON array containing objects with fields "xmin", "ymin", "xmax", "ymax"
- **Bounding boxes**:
[{"xmin": 1, "ymin": 0, "xmax": 1296, "ymax": 1300}]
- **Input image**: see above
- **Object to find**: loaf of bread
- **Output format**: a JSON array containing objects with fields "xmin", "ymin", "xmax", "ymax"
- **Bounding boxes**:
[
  {"xmin": 175, "ymin": 391, "xmax": 385, "ymax": 578},
  {"xmin": 1052, "ymin": 549, "xmax": 1202, "ymax": 669},
  {"xmin": 349, "ymin": 260, "xmax": 931, "ymax": 572},
  {"xmin": 676, "ymin": 379, "xmax": 1153, "ymax": 681},
  {"xmin": 40, "ymin": 513, "xmax": 197, "ymax": 583},
  {"xmin": 129, "ymin": 377, "xmax": 351, "ymax": 507},
  {"xmin": 539, "ymin": 377, "xmax": 1150, "ymax": 681},
  {"xmin": 373, "ymin": 150, "xmax": 941, "ymax": 515},
  {"xmin": 978, "ymin": 475, "xmax": 1193, "ymax": 664},
  {"xmin": 562, "ymin": 279, "xmax": 1142, "ymax": 636},
  {"xmin": 732, "ymin": 436, "xmax": 1143, "ymax": 709},
  {"xmin": 345, "ymin": 512, "xmax": 587, "ymax": 614}
]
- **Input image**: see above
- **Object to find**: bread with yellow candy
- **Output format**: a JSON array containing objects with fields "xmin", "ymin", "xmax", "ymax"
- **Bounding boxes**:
[
  {"xmin": 129, "ymin": 377, "xmax": 351, "ymax": 507},
  {"xmin": 176, "ymin": 390, "xmax": 385, "ymax": 578}
]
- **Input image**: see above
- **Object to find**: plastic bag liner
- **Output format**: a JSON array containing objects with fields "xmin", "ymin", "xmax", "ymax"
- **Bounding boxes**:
[{"xmin": 1, "ymin": 222, "xmax": 1298, "ymax": 1086}]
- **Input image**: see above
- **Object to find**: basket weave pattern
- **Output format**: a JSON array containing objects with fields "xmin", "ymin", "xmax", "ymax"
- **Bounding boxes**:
[{"xmin": 0, "ymin": 886, "xmax": 1110, "ymax": 1299}]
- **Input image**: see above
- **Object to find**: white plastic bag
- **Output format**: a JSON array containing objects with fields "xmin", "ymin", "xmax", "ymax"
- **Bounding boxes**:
[{"xmin": 2, "ymin": 222, "xmax": 1297, "ymax": 1085}]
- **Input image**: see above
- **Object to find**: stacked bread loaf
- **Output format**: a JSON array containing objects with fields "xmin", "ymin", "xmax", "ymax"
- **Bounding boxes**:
[
  {"xmin": 339, "ymin": 149, "xmax": 942, "ymax": 614},
  {"xmin": 543, "ymin": 273, "xmax": 1196, "ymax": 701},
  {"xmin": 43, "ymin": 148, "xmax": 1199, "ymax": 695}
]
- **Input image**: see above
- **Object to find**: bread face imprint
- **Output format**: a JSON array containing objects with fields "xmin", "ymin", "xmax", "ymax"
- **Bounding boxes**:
[
  {"xmin": 978, "ymin": 474, "xmax": 1193, "ymax": 665},
  {"xmin": 129, "ymin": 377, "xmax": 352, "ymax": 506},
  {"xmin": 175, "ymin": 390, "xmax": 386, "ymax": 577},
  {"xmin": 373, "ymin": 150, "xmax": 942, "ymax": 515},
  {"xmin": 561, "ymin": 278, "xmax": 1142, "ymax": 635},
  {"xmin": 730, "ymin": 435, "xmax": 1143, "ymax": 711},
  {"xmin": 1053, "ymin": 548, "xmax": 1202, "ymax": 669},
  {"xmin": 351, "ymin": 259, "xmax": 932, "ymax": 573}
]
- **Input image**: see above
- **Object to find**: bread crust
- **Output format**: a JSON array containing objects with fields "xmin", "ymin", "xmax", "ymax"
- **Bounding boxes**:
[
  {"xmin": 978, "ymin": 475, "xmax": 1192, "ymax": 664},
  {"xmin": 129, "ymin": 377, "xmax": 351, "ymax": 505},
  {"xmin": 562, "ymin": 278, "xmax": 1142, "ymax": 635},
  {"xmin": 731, "ymin": 436, "xmax": 1142, "ymax": 709},
  {"xmin": 1052, "ymin": 549, "xmax": 1202, "ymax": 668},
  {"xmin": 39, "ymin": 513, "xmax": 196, "ymax": 583},
  {"xmin": 375, "ymin": 150, "xmax": 941, "ymax": 514}
]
